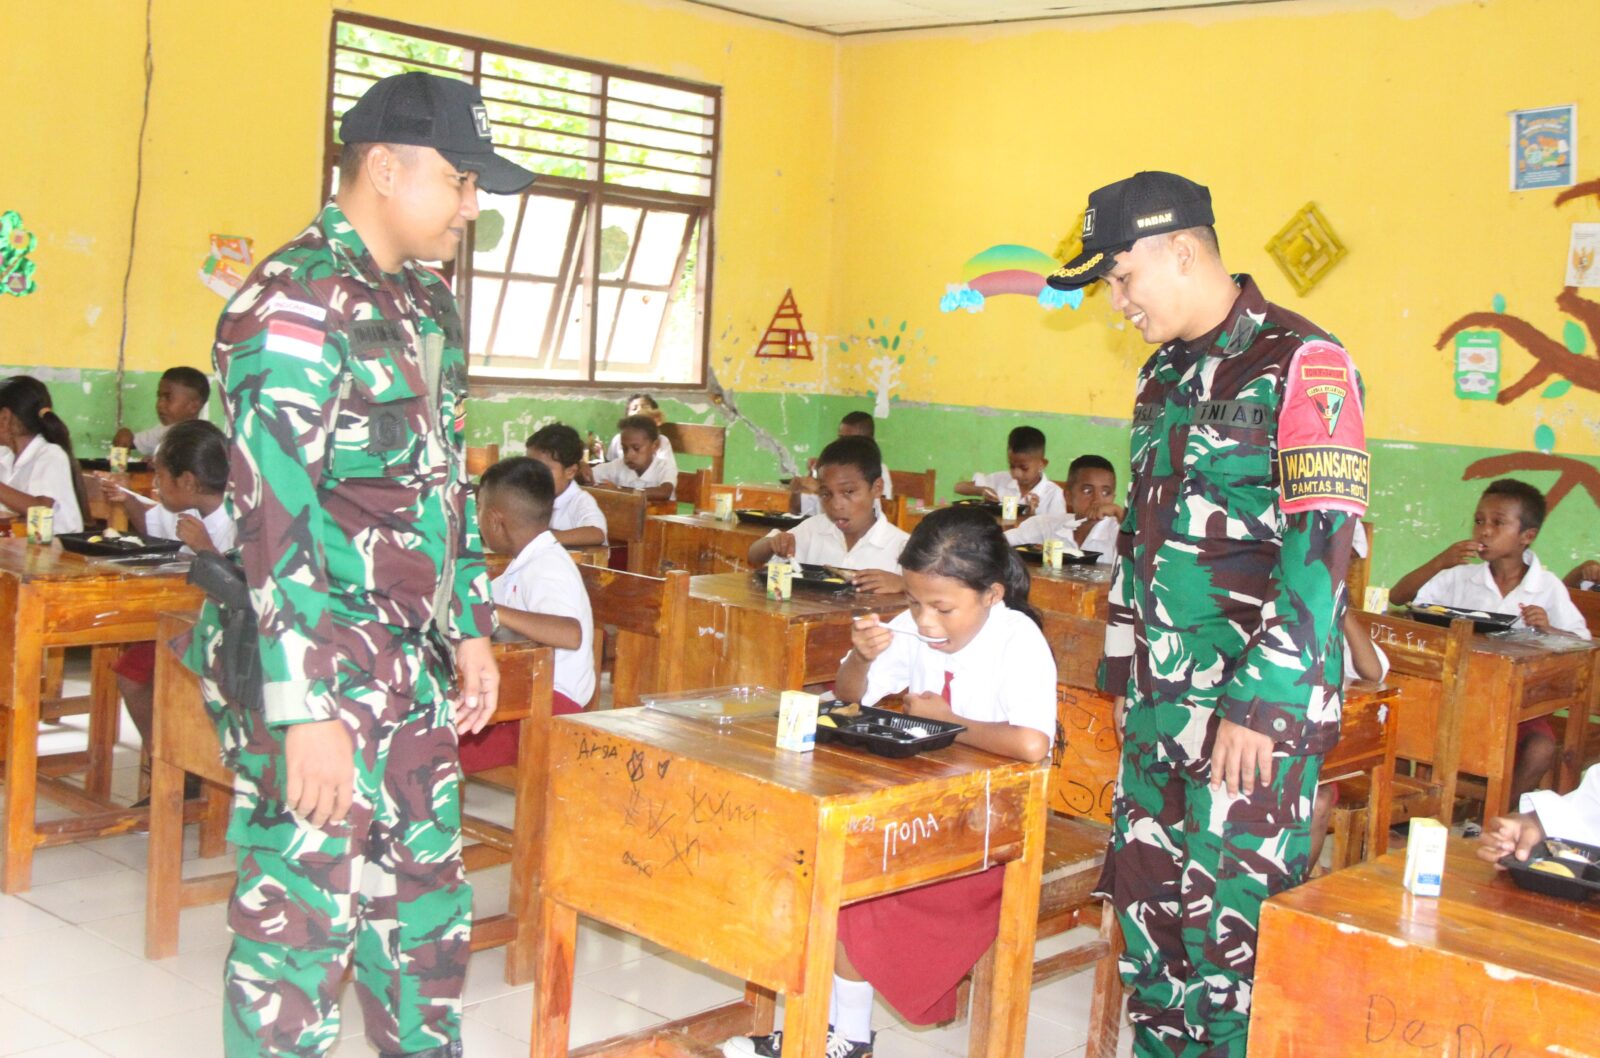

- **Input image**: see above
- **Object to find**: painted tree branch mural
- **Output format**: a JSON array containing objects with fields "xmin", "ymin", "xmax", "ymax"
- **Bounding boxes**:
[{"xmin": 1430, "ymin": 173, "xmax": 1600, "ymax": 516}]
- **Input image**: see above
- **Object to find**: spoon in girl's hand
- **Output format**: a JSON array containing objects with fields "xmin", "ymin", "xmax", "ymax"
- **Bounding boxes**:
[{"xmin": 855, "ymin": 614, "xmax": 948, "ymax": 644}]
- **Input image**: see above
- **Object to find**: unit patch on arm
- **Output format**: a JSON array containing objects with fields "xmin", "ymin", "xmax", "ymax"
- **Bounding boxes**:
[{"xmin": 1278, "ymin": 339, "xmax": 1370, "ymax": 516}]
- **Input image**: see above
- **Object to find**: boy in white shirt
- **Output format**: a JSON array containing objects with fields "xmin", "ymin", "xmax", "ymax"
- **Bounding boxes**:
[
  {"xmin": 791, "ymin": 411, "xmax": 893, "ymax": 517},
  {"xmin": 748, "ymin": 435, "xmax": 908, "ymax": 594},
  {"xmin": 590, "ymin": 414, "xmax": 676, "ymax": 502},
  {"xmin": 107, "ymin": 421, "xmax": 237, "ymax": 768},
  {"xmin": 1005, "ymin": 454, "xmax": 1122, "ymax": 562},
  {"xmin": 1391, "ymin": 478, "xmax": 1591, "ymax": 805},
  {"xmin": 459, "ymin": 457, "xmax": 596, "ymax": 773},
  {"xmin": 526, "ymin": 422, "xmax": 607, "ymax": 546},
  {"xmin": 111, "ymin": 366, "xmax": 210, "ymax": 456},
  {"xmin": 953, "ymin": 425, "xmax": 1065, "ymax": 518},
  {"xmin": 1480, "ymin": 762, "xmax": 1600, "ymax": 864}
]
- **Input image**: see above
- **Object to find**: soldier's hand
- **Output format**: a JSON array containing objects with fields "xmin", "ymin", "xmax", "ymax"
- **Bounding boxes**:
[
  {"xmin": 453, "ymin": 636, "xmax": 500, "ymax": 734},
  {"xmin": 1210, "ymin": 718, "xmax": 1275, "ymax": 798},
  {"xmin": 284, "ymin": 720, "xmax": 355, "ymax": 828},
  {"xmin": 1112, "ymin": 696, "xmax": 1126, "ymax": 742}
]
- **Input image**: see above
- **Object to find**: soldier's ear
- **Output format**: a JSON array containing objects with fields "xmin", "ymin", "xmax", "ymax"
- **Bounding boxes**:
[{"xmin": 365, "ymin": 145, "xmax": 402, "ymax": 197}]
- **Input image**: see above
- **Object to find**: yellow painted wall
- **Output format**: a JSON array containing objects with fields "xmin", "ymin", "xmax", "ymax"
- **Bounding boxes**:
[
  {"xmin": 0, "ymin": 0, "xmax": 838, "ymax": 391},
  {"xmin": 824, "ymin": 0, "xmax": 1600, "ymax": 456}
]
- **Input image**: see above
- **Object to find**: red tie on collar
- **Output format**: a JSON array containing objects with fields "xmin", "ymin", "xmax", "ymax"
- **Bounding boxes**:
[{"xmin": 941, "ymin": 671, "xmax": 954, "ymax": 704}]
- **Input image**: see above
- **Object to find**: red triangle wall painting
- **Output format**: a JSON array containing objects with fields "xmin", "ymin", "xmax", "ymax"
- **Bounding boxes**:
[{"xmin": 755, "ymin": 288, "xmax": 813, "ymax": 359}]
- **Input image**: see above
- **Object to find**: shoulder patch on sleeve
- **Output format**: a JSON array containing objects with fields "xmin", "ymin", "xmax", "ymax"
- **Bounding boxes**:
[
  {"xmin": 1278, "ymin": 339, "xmax": 1369, "ymax": 516},
  {"xmin": 263, "ymin": 318, "xmax": 327, "ymax": 364},
  {"xmin": 261, "ymin": 291, "xmax": 327, "ymax": 323}
]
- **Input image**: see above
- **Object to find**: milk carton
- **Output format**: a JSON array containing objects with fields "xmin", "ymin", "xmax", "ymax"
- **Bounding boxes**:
[
  {"xmin": 1403, "ymin": 817, "xmax": 1448, "ymax": 896},
  {"xmin": 776, "ymin": 690, "xmax": 819, "ymax": 752}
]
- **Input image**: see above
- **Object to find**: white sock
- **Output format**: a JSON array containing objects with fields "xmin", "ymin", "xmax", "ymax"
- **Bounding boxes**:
[
  {"xmin": 833, "ymin": 975, "xmax": 874, "ymax": 1044},
  {"xmin": 829, "ymin": 984, "xmax": 840, "ymax": 1029}
]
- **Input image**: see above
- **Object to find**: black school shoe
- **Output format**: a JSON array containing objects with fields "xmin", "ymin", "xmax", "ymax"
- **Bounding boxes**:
[{"xmin": 721, "ymin": 1030, "xmax": 873, "ymax": 1058}]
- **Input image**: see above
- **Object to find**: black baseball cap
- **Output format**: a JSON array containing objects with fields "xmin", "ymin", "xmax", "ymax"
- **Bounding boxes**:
[
  {"xmin": 1046, "ymin": 171, "xmax": 1214, "ymax": 290},
  {"xmin": 340, "ymin": 72, "xmax": 537, "ymax": 195}
]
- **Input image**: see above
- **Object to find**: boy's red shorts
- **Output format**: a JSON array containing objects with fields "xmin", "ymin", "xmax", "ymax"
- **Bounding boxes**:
[
  {"xmin": 458, "ymin": 691, "xmax": 584, "ymax": 773},
  {"xmin": 111, "ymin": 642, "xmax": 157, "ymax": 686}
]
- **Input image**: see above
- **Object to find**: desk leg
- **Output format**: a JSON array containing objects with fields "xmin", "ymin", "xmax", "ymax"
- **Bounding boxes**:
[
  {"xmin": 3, "ymin": 591, "xmax": 44, "ymax": 893},
  {"xmin": 531, "ymin": 897, "xmax": 577, "ymax": 1058},
  {"xmin": 1557, "ymin": 653, "xmax": 1599, "ymax": 793},
  {"xmin": 145, "ymin": 753, "xmax": 186, "ymax": 959},
  {"xmin": 781, "ymin": 837, "xmax": 845, "ymax": 1058},
  {"xmin": 969, "ymin": 779, "xmax": 1047, "ymax": 1058},
  {"xmin": 85, "ymin": 645, "xmax": 120, "ymax": 801}
]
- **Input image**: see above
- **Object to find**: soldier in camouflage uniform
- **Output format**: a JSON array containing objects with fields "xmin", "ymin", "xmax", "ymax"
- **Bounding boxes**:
[
  {"xmin": 1047, "ymin": 172, "xmax": 1370, "ymax": 1057},
  {"xmin": 185, "ymin": 73, "xmax": 535, "ymax": 1057}
]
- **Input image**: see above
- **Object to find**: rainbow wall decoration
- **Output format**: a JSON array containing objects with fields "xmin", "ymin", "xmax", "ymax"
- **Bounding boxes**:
[{"xmin": 940, "ymin": 243, "xmax": 1083, "ymax": 314}]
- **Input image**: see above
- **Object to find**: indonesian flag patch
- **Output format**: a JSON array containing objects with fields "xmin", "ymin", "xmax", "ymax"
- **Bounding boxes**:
[
  {"xmin": 262, "ymin": 318, "xmax": 325, "ymax": 364},
  {"xmin": 1278, "ymin": 340, "xmax": 1369, "ymax": 516}
]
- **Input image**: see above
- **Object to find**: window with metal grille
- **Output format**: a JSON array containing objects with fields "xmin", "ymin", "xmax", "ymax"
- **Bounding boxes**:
[{"xmin": 324, "ymin": 14, "xmax": 718, "ymax": 387}]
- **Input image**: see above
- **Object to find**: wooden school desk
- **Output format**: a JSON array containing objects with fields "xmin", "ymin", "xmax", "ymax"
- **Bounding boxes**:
[
  {"xmin": 1248, "ymin": 838, "xmax": 1600, "ymax": 1057},
  {"xmin": 1366, "ymin": 618, "xmax": 1599, "ymax": 819},
  {"xmin": 700, "ymin": 481, "xmax": 792, "ymax": 516},
  {"xmin": 679, "ymin": 572, "xmax": 910, "ymax": 690},
  {"xmin": 531, "ymin": 705, "xmax": 1050, "ymax": 1058},
  {"xmin": 0, "ymin": 539, "xmax": 203, "ymax": 892},
  {"xmin": 1028, "ymin": 563, "xmax": 1112, "ymax": 619},
  {"xmin": 638, "ymin": 513, "xmax": 768, "ymax": 576}
]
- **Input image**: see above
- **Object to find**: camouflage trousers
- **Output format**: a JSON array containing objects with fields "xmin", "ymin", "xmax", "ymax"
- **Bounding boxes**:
[
  {"xmin": 1097, "ymin": 749, "xmax": 1320, "ymax": 1058},
  {"xmin": 207, "ymin": 625, "xmax": 470, "ymax": 1058}
]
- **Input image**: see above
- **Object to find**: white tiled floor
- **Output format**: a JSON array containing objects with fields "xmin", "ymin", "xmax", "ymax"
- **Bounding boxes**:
[{"xmin": 3, "ymin": 681, "xmax": 1133, "ymax": 1058}]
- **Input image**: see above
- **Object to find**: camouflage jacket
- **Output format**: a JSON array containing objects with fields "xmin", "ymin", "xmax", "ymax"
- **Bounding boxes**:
[
  {"xmin": 1097, "ymin": 275, "xmax": 1368, "ymax": 760},
  {"xmin": 195, "ymin": 201, "xmax": 493, "ymax": 728}
]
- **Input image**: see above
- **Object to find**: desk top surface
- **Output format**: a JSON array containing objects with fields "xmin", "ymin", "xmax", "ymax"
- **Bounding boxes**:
[
  {"xmin": 555, "ymin": 707, "xmax": 1040, "ymax": 801},
  {"xmin": 649, "ymin": 513, "xmax": 767, "ymax": 533},
  {"xmin": 689, "ymin": 571, "xmax": 908, "ymax": 619},
  {"xmin": 0, "ymin": 539, "xmax": 196, "ymax": 583},
  {"xmin": 1267, "ymin": 838, "xmax": 1600, "ymax": 990}
]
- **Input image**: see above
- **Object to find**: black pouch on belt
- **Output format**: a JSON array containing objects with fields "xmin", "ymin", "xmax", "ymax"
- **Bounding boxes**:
[{"xmin": 186, "ymin": 551, "xmax": 264, "ymax": 713}]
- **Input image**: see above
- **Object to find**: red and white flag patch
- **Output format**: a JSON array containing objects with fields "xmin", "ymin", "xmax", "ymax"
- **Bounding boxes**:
[
  {"xmin": 263, "ymin": 318, "xmax": 325, "ymax": 364},
  {"xmin": 1279, "ymin": 340, "xmax": 1369, "ymax": 516}
]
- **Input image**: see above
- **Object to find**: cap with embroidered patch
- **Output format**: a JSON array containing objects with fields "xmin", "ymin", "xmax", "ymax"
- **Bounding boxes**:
[
  {"xmin": 339, "ymin": 72, "xmax": 537, "ymax": 195},
  {"xmin": 1046, "ymin": 171, "xmax": 1214, "ymax": 290}
]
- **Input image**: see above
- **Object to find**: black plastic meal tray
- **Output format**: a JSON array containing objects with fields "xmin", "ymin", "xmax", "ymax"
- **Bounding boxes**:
[
  {"xmin": 734, "ymin": 509, "xmax": 806, "ymax": 529},
  {"xmin": 815, "ymin": 705, "xmax": 965, "ymax": 758},
  {"xmin": 750, "ymin": 564, "xmax": 855, "ymax": 594},
  {"xmin": 79, "ymin": 457, "xmax": 152, "ymax": 474},
  {"xmin": 1014, "ymin": 545, "xmax": 1101, "ymax": 566},
  {"xmin": 1501, "ymin": 838, "xmax": 1600, "ymax": 902},
  {"xmin": 1406, "ymin": 604, "xmax": 1517, "ymax": 633},
  {"xmin": 55, "ymin": 532, "xmax": 184, "ymax": 557},
  {"xmin": 951, "ymin": 498, "xmax": 1004, "ymax": 516}
]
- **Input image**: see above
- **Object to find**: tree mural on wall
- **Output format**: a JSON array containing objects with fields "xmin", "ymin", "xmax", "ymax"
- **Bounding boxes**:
[{"xmin": 1433, "ymin": 176, "xmax": 1600, "ymax": 513}]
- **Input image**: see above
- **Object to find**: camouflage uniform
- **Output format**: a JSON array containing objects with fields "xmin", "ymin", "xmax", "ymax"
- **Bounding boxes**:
[
  {"xmin": 1095, "ymin": 275, "xmax": 1368, "ymax": 1057},
  {"xmin": 185, "ymin": 201, "xmax": 493, "ymax": 1058}
]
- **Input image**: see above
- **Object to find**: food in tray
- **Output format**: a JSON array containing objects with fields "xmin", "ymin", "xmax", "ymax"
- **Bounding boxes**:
[
  {"xmin": 86, "ymin": 532, "xmax": 146, "ymax": 547},
  {"xmin": 1530, "ymin": 860, "xmax": 1577, "ymax": 878},
  {"xmin": 816, "ymin": 714, "xmax": 838, "ymax": 728}
]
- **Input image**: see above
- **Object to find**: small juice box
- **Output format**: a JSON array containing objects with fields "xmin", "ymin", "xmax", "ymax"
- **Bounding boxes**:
[
  {"xmin": 1001, "ymin": 495, "xmax": 1019, "ymax": 520},
  {"xmin": 776, "ymin": 690, "xmax": 819, "ymax": 752},
  {"xmin": 765, "ymin": 558, "xmax": 793, "ymax": 601},
  {"xmin": 109, "ymin": 446, "xmax": 129, "ymax": 474},
  {"xmin": 713, "ymin": 492, "xmax": 734, "ymax": 521},
  {"xmin": 26, "ymin": 505, "xmax": 53, "ymax": 544},
  {"xmin": 1043, "ymin": 537, "xmax": 1065, "ymax": 569},
  {"xmin": 1402, "ymin": 817, "xmax": 1447, "ymax": 896}
]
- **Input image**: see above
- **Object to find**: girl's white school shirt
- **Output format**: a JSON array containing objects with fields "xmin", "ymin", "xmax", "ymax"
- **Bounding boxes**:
[
  {"xmin": 861, "ymin": 606, "xmax": 1056, "ymax": 741},
  {"xmin": 0, "ymin": 436, "xmax": 84, "ymax": 533},
  {"xmin": 144, "ymin": 503, "xmax": 237, "ymax": 555}
]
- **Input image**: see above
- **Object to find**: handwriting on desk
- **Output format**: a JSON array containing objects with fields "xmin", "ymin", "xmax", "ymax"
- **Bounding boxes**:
[
  {"xmin": 882, "ymin": 813, "xmax": 941, "ymax": 871},
  {"xmin": 1369, "ymin": 625, "xmax": 1424, "ymax": 650},
  {"xmin": 689, "ymin": 785, "xmax": 758, "ymax": 826},
  {"xmin": 578, "ymin": 737, "xmax": 619, "ymax": 762},
  {"xmin": 1364, "ymin": 995, "xmax": 1513, "ymax": 1056}
]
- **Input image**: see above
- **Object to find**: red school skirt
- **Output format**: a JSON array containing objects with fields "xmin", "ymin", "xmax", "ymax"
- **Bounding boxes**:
[
  {"xmin": 836, "ymin": 864, "xmax": 1006, "ymax": 1025},
  {"xmin": 458, "ymin": 691, "xmax": 584, "ymax": 773},
  {"xmin": 111, "ymin": 642, "xmax": 158, "ymax": 685}
]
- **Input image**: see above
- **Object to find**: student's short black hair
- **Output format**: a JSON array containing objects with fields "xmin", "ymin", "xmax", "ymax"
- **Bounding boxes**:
[
  {"xmin": 617, "ymin": 414, "xmax": 660, "ymax": 444},
  {"xmin": 527, "ymin": 423, "xmax": 584, "ymax": 468},
  {"xmin": 1007, "ymin": 426, "xmax": 1046, "ymax": 457},
  {"xmin": 1067, "ymin": 454, "xmax": 1115, "ymax": 483},
  {"xmin": 161, "ymin": 366, "xmax": 210, "ymax": 406},
  {"xmin": 480, "ymin": 456, "xmax": 554, "ymax": 528},
  {"xmin": 839, "ymin": 411, "xmax": 876, "ymax": 437},
  {"xmin": 1482, "ymin": 478, "xmax": 1546, "ymax": 531},
  {"xmin": 815, "ymin": 435, "xmax": 883, "ymax": 485},
  {"xmin": 155, "ymin": 420, "xmax": 229, "ymax": 495}
]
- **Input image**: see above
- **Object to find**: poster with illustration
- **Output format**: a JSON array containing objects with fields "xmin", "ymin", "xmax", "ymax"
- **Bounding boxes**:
[
  {"xmin": 1510, "ymin": 105, "xmax": 1575, "ymax": 191},
  {"xmin": 1567, "ymin": 223, "xmax": 1600, "ymax": 288},
  {"xmin": 1454, "ymin": 331, "xmax": 1500, "ymax": 400}
]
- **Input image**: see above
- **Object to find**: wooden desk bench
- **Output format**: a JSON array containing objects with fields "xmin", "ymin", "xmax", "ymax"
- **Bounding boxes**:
[
  {"xmin": 531, "ymin": 706, "xmax": 1050, "ymax": 1058},
  {"xmin": 638, "ymin": 513, "xmax": 767, "ymax": 576},
  {"xmin": 1030, "ymin": 563, "xmax": 1112, "ymax": 620},
  {"xmin": 0, "ymin": 540, "xmax": 204, "ymax": 892},
  {"xmin": 1249, "ymin": 838, "xmax": 1600, "ymax": 1057}
]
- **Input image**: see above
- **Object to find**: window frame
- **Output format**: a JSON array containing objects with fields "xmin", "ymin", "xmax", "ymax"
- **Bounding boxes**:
[{"xmin": 321, "ymin": 11, "xmax": 720, "ymax": 391}]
